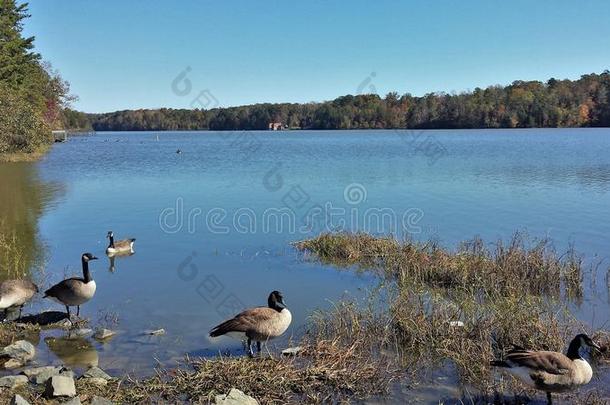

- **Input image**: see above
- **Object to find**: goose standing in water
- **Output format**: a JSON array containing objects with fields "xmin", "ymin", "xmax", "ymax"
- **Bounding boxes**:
[
  {"xmin": 209, "ymin": 291, "xmax": 292, "ymax": 357},
  {"xmin": 44, "ymin": 253, "xmax": 98, "ymax": 318},
  {"xmin": 0, "ymin": 279, "xmax": 38, "ymax": 319},
  {"xmin": 105, "ymin": 231, "xmax": 136, "ymax": 255},
  {"xmin": 491, "ymin": 334, "xmax": 600, "ymax": 404}
]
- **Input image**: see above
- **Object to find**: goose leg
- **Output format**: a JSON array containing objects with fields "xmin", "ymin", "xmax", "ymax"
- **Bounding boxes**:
[
  {"xmin": 546, "ymin": 392, "xmax": 552, "ymax": 405},
  {"xmin": 247, "ymin": 338, "xmax": 254, "ymax": 358},
  {"xmin": 66, "ymin": 306, "xmax": 71, "ymax": 317},
  {"xmin": 18, "ymin": 305, "xmax": 23, "ymax": 319},
  {"xmin": 77, "ymin": 306, "xmax": 80, "ymax": 317},
  {"xmin": 256, "ymin": 341, "xmax": 261, "ymax": 355}
]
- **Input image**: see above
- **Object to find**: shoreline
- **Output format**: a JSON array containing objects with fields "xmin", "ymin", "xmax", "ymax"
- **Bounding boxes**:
[{"xmin": 0, "ymin": 144, "xmax": 51, "ymax": 163}]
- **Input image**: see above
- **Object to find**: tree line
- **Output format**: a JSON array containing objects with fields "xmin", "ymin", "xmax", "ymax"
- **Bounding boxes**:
[
  {"xmin": 88, "ymin": 71, "xmax": 610, "ymax": 131},
  {"xmin": 0, "ymin": 0, "xmax": 77, "ymax": 155}
]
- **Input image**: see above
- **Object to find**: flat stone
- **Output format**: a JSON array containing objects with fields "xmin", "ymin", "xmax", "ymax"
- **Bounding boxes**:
[
  {"xmin": 10, "ymin": 394, "xmax": 30, "ymax": 405},
  {"xmin": 144, "ymin": 328, "xmax": 165, "ymax": 336},
  {"xmin": 22, "ymin": 366, "xmax": 58, "ymax": 378},
  {"xmin": 82, "ymin": 366, "xmax": 111, "ymax": 380},
  {"xmin": 31, "ymin": 367, "xmax": 63, "ymax": 385},
  {"xmin": 0, "ymin": 375, "xmax": 28, "ymax": 388},
  {"xmin": 281, "ymin": 346, "xmax": 303, "ymax": 356},
  {"xmin": 45, "ymin": 375, "xmax": 76, "ymax": 398},
  {"xmin": 90, "ymin": 396, "xmax": 115, "ymax": 405},
  {"xmin": 0, "ymin": 340, "xmax": 35, "ymax": 362},
  {"xmin": 94, "ymin": 328, "xmax": 116, "ymax": 340},
  {"xmin": 215, "ymin": 388, "xmax": 259, "ymax": 405},
  {"xmin": 3, "ymin": 359, "xmax": 24, "ymax": 369}
]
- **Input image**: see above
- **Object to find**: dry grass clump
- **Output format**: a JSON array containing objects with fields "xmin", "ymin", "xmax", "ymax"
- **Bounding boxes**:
[{"xmin": 295, "ymin": 232, "xmax": 583, "ymax": 297}]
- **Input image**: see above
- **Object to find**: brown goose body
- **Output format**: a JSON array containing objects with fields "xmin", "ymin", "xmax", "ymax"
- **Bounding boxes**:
[
  {"xmin": 106, "ymin": 231, "xmax": 136, "ymax": 255},
  {"xmin": 492, "ymin": 334, "xmax": 599, "ymax": 404},
  {"xmin": 44, "ymin": 253, "xmax": 98, "ymax": 317},
  {"xmin": 210, "ymin": 291, "xmax": 292, "ymax": 356},
  {"xmin": 0, "ymin": 279, "xmax": 38, "ymax": 310}
]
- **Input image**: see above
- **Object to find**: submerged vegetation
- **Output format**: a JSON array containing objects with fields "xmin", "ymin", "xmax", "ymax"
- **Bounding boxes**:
[{"xmin": 0, "ymin": 232, "xmax": 606, "ymax": 403}]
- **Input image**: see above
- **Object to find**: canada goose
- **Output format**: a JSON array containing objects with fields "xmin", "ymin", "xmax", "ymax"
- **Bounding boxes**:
[
  {"xmin": 105, "ymin": 231, "xmax": 136, "ymax": 255},
  {"xmin": 491, "ymin": 334, "xmax": 600, "ymax": 404},
  {"xmin": 44, "ymin": 253, "xmax": 98, "ymax": 318},
  {"xmin": 0, "ymin": 279, "xmax": 38, "ymax": 319},
  {"xmin": 209, "ymin": 291, "xmax": 292, "ymax": 357}
]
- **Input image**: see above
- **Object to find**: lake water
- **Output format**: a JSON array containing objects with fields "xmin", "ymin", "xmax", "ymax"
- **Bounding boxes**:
[{"xmin": 1, "ymin": 128, "xmax": 610, "ymax": 403}]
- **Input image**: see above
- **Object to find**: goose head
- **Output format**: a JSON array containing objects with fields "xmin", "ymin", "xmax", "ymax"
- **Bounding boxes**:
[
  {"xmin": 268, "ymin": 290, "xmax": 287, "ymax": 311},
  {"xmin": 106, "ymin": 231, "xmax": 114, "ymax": 239},
  {"xmin": 82, "ymin": 252, "xmax": 99, "ymax": 262},
  {"xmin": 568, "ymin": 333, "xmax": 601, "ymax": 359}
]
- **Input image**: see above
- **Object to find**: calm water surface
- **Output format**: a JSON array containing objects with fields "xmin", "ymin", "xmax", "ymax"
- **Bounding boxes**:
[{"xmin": 1, "ymin": 128, "xmax": 610, "ymax": 403}]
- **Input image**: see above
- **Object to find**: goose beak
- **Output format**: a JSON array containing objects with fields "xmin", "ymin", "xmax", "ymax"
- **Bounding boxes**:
[{"xmin": 91, "ymin": 256, "xmax": 99, "ymax": 260}]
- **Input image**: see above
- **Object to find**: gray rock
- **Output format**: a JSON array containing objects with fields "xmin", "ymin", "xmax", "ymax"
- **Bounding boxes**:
[
  {"xmin": 32, "ymin": 367, "xmax": 63, "ymax": 385},
  {"xmin": 82, "ymin": 366, "xmax": 111, "ymax": 380},
  {"xmin": 83, "ymin": 377, "xmax": 107, "ymax": 386},
  {"xmin": 215, "ymin": 388, "xmax": 259, "ymax": 405},
  {"xmin": 67, "ymin": 328, "xmax": 93, "ymax": 338},
  {"xmin": 0, "ymin": 340, "xmax": 35, "ymax": 362},
  {"xmin": 3, "ymin": 358, "xmax": 24, "ymax": 369},
  {"xmin": 90, "ymin": 396, "xmax": 115, "ymax": 405},
  {"xmin": 10, "ymin": 394, "xmax": 30, "ymax": 405},
  {"xmin": 45, "ymin": 375, "xmax": 76, "ymax": 398},
  {"xmin": 281, "ymin": 346, "xmax": 303, "ymax": 356},
  {"xmin": 60, "ymin": 398, "xmax": 82, "ymax": 405},
  {"xmin": 144, "ymin": 328, "xmax": 165, "ymax": 336},
  {"xmin": 0, "ymin": 375, "xmax": 28, "ymax": 388},
  {"xmin": 22, "ymin": 365, "xmax": 58, "ymax": 378},
  {"xmin": 94, "ymin": 328, "xmax": 116, "ymax": 340}
]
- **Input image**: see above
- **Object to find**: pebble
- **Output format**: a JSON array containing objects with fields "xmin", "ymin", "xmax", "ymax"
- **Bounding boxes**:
[
  {"xmin": 82, "ymin": 366, "xmax": 111, "ymax": 380},
  {"xmin": 0, "ymin": 340, "xmax": 36, "ymax": 362},
  {"xmin": 215, "ymin": 388, "xmax": 259, "ymax": 405},
  {"xmin": 3, "ymin": 359, "xmax": 24, "ymax": 369},
  {"xmin": 94, "ymin": 328, "xmax": 116, "ymax": 340},
  {"xmin": 281, "ymin": 346, "xmax": 303, "ymax": 356},
  {"xmin": 0, "ymin": 375, "xmax": 28, "ymax": 388},
  {"xmin": 145, "ymin": 328, "xmax": 165, "ymax": 336}
]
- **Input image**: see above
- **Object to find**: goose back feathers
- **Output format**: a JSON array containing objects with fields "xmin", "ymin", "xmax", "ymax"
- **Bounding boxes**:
[
  {"xmin": 210, "ymin": 291, "xmax": 292, "ymax": 342},
  {"xmin": 0, "ymin": 279, "xmax": 38, "ymax": 310}
]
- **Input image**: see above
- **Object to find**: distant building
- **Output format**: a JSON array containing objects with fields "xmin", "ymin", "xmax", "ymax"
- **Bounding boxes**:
[{"xmin": 268, "ymin": 122, "xmax": 284, "ymax": 131}]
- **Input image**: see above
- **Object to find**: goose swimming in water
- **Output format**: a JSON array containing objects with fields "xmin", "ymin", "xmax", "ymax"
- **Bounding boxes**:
[
  {"xmin": 105, "ymin": 231, "xmax": 136, "ymax": 255},
  {"xmin": 44, "ymin": 253, "xmax": 98, "ymax": 318},
  {"xmin": 491, "ymin": 334, "xmax": 600, "ymax": 404},
  {"xmin": 209, "ymin": 291, "xmax": 292, "ymax": 357},
  {"xmin": 0, "ymin": 279, "xmax": 38, "ymax": 319}
]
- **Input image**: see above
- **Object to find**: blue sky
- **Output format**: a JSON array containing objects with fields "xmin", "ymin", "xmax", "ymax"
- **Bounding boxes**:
[{"xmin": 25, "ymin": 0, "xmax": 610, "ymax": 113}]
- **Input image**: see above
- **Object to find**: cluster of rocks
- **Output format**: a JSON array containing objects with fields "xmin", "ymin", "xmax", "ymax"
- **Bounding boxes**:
[{"xmin": 0, "ymin": 340, "xmax": 115, "ymax": 404}]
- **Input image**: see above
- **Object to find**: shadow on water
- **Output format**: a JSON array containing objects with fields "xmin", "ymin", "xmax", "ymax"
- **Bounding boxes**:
[{"xmin": 0, "ymin": 162, "xmax": 64, "ymax": 281}]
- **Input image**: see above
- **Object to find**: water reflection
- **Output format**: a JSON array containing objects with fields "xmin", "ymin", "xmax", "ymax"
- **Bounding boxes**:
[
  {"xmin": 106, "ymin": 252, "xmax": 134, "ymax": 273},
  {"xmin": 45, "ymin": 335, "xmax": 99, "ymax": 368},
  {"xmin": 0, "ymin": 162, "xmax": 63, "ymax": 280}
]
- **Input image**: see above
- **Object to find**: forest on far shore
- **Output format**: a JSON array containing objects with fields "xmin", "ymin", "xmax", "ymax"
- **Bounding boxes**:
[{"xmin": 81, "ymin": 71, "xmax": 610, "ymax": 132}]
